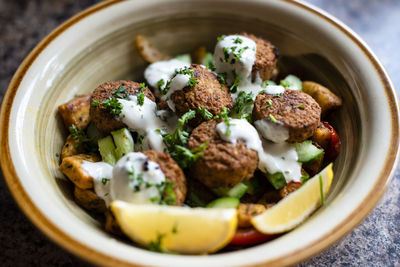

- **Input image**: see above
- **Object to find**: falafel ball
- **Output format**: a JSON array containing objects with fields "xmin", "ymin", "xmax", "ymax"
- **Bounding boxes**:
[
  {"xmin": 188, "ymin": 120, "xmax": 258, "ymax": 188},
  {"xmin": 241, "ymin": 33, "xmax": 279, "ymax": 81},
  {"xmin": 171, "ymin": 64, "xmax": 233, "ymax": 123},
  {"xmin": 142, "ymin": 150, "xmax": 187, "ymax": 205},
  {"xmin": 252, "ymin": 89, "xmax": 321, "ymax": 143},
  {"xmin": 90, "ymin": 80, "xmax": 155, "ymax": 133}
]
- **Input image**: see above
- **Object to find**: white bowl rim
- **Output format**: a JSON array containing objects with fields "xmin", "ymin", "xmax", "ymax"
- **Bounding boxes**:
[{"xmin": 0, "ymin": 0, "xmax": 399, "ymax": 266}]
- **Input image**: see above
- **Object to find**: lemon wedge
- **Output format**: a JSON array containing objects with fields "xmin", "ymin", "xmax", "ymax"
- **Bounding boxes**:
[
  {"xmin": 251, "ymin": 163, "xmax": 334, "ymax": 234},
  {"xmin": 110, "ymin": 201, "xmax": 238, "ymax": 254}
]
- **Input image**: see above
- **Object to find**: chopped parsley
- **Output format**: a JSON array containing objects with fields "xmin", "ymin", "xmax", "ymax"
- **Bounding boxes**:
[
  {"xmin": 175, "ymin": 67, "xmax": 199, "ymax": 88},
  {"xmin": 231, "ymin": 91, "xmax": 254, "ymax": 122},
  {"xmin": 128, "ymin": 166, "xmax": 145, "ymax": 192},
  {"xmin": 234, "ymin": 37, "xmax": 243, "ymax": 44},
  {"xmin": 229, "ymin": 71, "xmax": 240, "ymax": 93},
  {"xmin": 157, "ymin": 79, "xmax": 165, "ymax": 88},
  {"xmin": 217, "ymin": 35, "xmax": 226, "ymax": 41},
  {"xmin": 293, "ymin": 104, "xmax": 305, "ymax": 110},
  {"xmin": 301, "ymin": 174, "xmax": 310, "ymax": 184},
  {"xmin": 170, "ymin": 142, "xmax": 208, "ymax": 169},
  {"xmin": 68, "ymin": 124, "xmax": 98, "ymax": 152},
  {"xmin": 90, "ymin": 100, "xmax": 100, "ymax": 107},
  {"xmin": 319, "ymin": 175, "xmax": 325, "ymax": 205},
  {"xmin": 266, "ymin": 99, "xmax": 273, "ymax": 109},
  {"xmin": 101, "ymin": 178, "xmax": 110, "ymax": 185},
  {"xmin": 102, "ymin": 97, "xmax": 123, "ymax": 116},
  {"xmin": 162, "ymin": 110, "xmax": 196, "ymax": 152},
  {"xmin": 196, "ymin": 107, "xmax": 213, "ymax": 121},
  {"xmin": 136, "ymin": 82, "xmax": 147, "ymax": 106},
  {"xmin": 148, "ymin": 233, "xmax": 169, "ymax": 253},
  {"xmin": 215, "ymin": 107, "xmax": 231, "ymax": 136},
  {"xmin": 112, "ymin": 85, "xmax": 130, "ymax": 100},
  {"xmin": 269, "ymin": 114, "xmax": 277, "ymax": 123}
]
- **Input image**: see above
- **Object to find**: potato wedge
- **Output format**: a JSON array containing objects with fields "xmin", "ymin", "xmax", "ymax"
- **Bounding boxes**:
[
  {"xmin": 58, "ymin": 94, "xmax": 91, "ymax": 130},
  {"xmin": 237, "ymin": 203, "xmax": 267, "ymax": 228},
  {"xmin": 74, "ymin": 186, "xmax": 107, "ymax": 213},
  {"xmin": 59, "ymin": 154, "xmax": 100, "ymax": 189},
  {"xmin": 61, "ymin": 135, "xmax": 83, "ymax": 160},
  {"xmin": 136, "ymin": 35, "xmax": 170, "ymax": 63},
  {"xmin": 302, "ymin": 81, "xmax": 342, "ymax": 116}
]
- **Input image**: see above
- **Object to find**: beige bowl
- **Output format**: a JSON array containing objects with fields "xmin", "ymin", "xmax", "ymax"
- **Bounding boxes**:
[{"xmin": 1, "ymin": 0, "xmax": 399, "ymax": 266}]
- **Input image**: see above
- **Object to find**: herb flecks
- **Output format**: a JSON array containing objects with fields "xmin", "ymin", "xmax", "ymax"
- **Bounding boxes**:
[
  {"xmin": 136, "ymin": 82, "xmax": 147, "ymax": 106},
  {"xmin": 68, "ymin": 124, "xmax": 98, "ymax": 152},
  {"xmin": 215, "ymin": 107, "xmax": 231, "ymax": 136},
  {"xmin": 112, "ymin": 85, "xmax": 130, "ymax": 100},
  {"xmin": 175, "ymin": 67, "xmax": 199, "ymax": 88},
  {"xmin": 232, "ymin": 91, "xmax": 254, "ymax": 122},
  {"xmin": 196, "ymin": 107, "xmax": 213, "ymax": 121},
  {"xmin": 102, "ymin": 97, "xmax": 123, "ymax": 116},
  {"xmin": 266, "ymin": 99, "xmax": 272, "ymax": 109},
  {"xmin": 269, "ymin": 114, "xmax": 277, "ymax": 123},
  {"xmin": 101, "ymin": 178, "xmax": 110, "ymax": 185},
  {"xmin": 229, "ymin": 71, "xmax": 240, "ymax": 93}
]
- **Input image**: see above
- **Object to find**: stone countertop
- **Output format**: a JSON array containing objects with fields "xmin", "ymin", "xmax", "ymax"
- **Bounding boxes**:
[{"xmin": 0, "ymin": 0, "xmax": 399, "ymax": 266}]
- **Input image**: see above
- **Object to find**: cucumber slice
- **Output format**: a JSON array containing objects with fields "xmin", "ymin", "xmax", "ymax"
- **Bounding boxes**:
[
  {"xmin": 212, "ymin": 183, "xmax": 248, "ymax": 199},
  {"xmin": 266, "ymin": 172, "xmax": 286, "ymax": 190},
  {"xmin": 280, "ymin": 74, "xmax": 302, "ymax": 90},
  {"xmin": 111, "ymin": 128, "xmax": 134, "ymax": 160},
  {"xmin": 206, "ymin": 197, "xmax": 239, "ymax": 209},
  {"xmin": 98, "ymin": 136, "xmax": 117, "ymax": 165},
  {"xmin": 293, "ymin": 140, "xmax": 323, "ymax": 163},
  {"xmin": 175, "ymin": 54, "xmax": 192, "ymax": 64}
]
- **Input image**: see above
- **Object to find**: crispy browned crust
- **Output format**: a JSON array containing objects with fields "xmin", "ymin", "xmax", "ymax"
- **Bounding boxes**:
[
  {"xmin": 58, "ymin": 94, "xmax": 91, "ymax": 130},
  {"xmin": 241, "ymin": 33, "xmax": 279, "ymax": 81},
  {"xmin": 61, "ymin": 135, "xmax": 83, "ymax": 160},
  {"xmin": 253, "ymin": 89, "xmax": 321, "ymax": 142},
  {"xmin": 90, "ymin": 80, "xmax": 155, "ymax": 134},
  {"xmin": 237, "ymin": 203, "xmax": 267, "ymax": 228},
  {"xmin": 188, "ymin": 120, "xmax": 258, "ymax": 188},
  {"xmin": 171, "ymin": 64, "xmax": 233, "ymax": 124},
  {"xmin": 142, "ymin": 151, "xmax": 187, "ymax": 206},
  {"xmin": 59, "ymin": 154, "xmax": 101, "ymax": 189},
  {"xmin": 279, "ymin": 181, "xmax": 302, "ymax": 198},
  {"xmin": 73, "ymin": 186, "xmax": 107, "ymax": 213},
  {"xmin": 135, "ymin": 35, "xmax": 170, "ymax": 64},
  {"xmin": 302, "ymin": 81, "xmax": 342, "ymax": 116}
]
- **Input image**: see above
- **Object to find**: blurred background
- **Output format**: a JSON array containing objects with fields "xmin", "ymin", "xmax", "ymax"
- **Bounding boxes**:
[{"xmin": 0, "ymin": 0, "xmax": 399, "ymax": 266}]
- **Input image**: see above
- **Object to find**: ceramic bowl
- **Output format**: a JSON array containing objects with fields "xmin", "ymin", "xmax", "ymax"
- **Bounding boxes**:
[{"xmin": 1, "ymin": 0, "xmax": 399, "ymax": 266}]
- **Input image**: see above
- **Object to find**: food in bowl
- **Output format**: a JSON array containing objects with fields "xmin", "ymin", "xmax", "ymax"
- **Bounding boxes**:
[{"xmin": 57, "ymin": 33, "xmax": 342, "ymax": 254}]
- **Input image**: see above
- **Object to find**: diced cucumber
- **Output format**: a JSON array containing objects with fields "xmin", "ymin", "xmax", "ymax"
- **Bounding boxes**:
[
  {"xmin": 206, "ymin": 197, "xmax": 239, "ymax": 209},
  {"xmin": 111, "ymin": 128, "xmax": 134, "ymax": 160},
  {"xmin": 98, "ymin": 136, "xmax": 117, "ymax": 165},
  {"xmin": 266, "ymin": 172, "xmax": 286, "ymax": 190},
  {"xmin": 293, "ymin": 140, "xmax": 323, "ymax": 163},
  {"xmin": 242, "ymin": 177, "xmax": 260, "ymax": 195},
  {"xmin": 280, "ymin": 74, "xmax": 302, "ymax": 90},
  {"xmin": 212, "ymin": 183, "xmax": 248, "ymax": 199},
  {"xmin": 175, "ymin": 54, "xmax": 192, "ymax": 64},
  {"xmin": 86, "ymin": 123, "xmax": 103, "ymax": 143}
]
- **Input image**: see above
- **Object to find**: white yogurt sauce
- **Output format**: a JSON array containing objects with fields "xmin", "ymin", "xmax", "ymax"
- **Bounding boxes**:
[
  {"xmin": 258, "ymin": 140, "xmax": 302, "ymax": 182},
  {"xmin": 111, "ymin": 152, "xmax": 166, "ymax": 204},
  {"xmin": 254, "ymin": 119, "xmax": 289, "ymax": 143},
  {"xmin": 214, "ymin": 35, "xmax": 257, "ymax": 83},
  {"xmin": 144, "ymin": 59, "xmax": 189, "ymax": 92},
  {"xmin": 216, "ymin": 119, "xmax": 261, "ymax": 150},
  {"xmin": 161, "ymin": 73, "xmax": 191, "ymax": 112},
  {"xmin": 216, "ymin": 118, "xmax": 301, "ymax": 183},
  {"xmin": 81, "ymin": 161, "xmax": 114, "ymax": 207},
  {"xmin": 118, "ymin": 95, "xmax": 176, "ymax": 152}
]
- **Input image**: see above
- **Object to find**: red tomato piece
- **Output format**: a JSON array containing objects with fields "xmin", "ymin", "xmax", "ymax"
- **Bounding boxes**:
[
  {"xmin": 323, "ymin": 122, "xmax": 341, "ymax": 160},
  {"xmin": 230, "ymin": 228, "xmax": 274, "ymax": 245}
]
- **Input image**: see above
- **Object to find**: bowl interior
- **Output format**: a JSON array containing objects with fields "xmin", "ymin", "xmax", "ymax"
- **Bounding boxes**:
[{"xmin": 5, "ymin": 0, "xmax": 396, "ymax": 266}]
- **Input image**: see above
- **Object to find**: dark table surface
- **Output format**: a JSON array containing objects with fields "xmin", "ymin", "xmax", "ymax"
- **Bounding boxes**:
[{"xmin": 0, "ymin": 0, "xmax": 399, "ymax": 266}]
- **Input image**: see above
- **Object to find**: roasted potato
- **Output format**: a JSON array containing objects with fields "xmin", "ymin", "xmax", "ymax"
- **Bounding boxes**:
[
  {"xmin": 58, "ymin": 94, "xmax": 91, "ymax": 130},
  {"xmin": 302, "ymin": 81, "xmax": 342, "ymax": 116},
  {"xmin": 312, "ymin": 124, "xmax": 332, "ymax": 151},
  {"xmin": 136, "ymin": 35, "xmax": 170, "ymax": 63},
  {"xmin": 61, "ymin": 135, "xmax": 83, "ymax": 160},
  {"xmin": 74, "ymin": 186, "xmax": 107, "ymax": 213},
  {"xmin": 59, "ymin": 154, "xmax": 101, "ymax": 189},
  {"xmin": 105, "ymin": 211, "xmax": 123, "ymax": 236},
  {"xmin": 279, "ymin": 181, "xmax": 302, "ymax": 198},
  {"xmin": 237, "ymin": 203, "xmax": 267, "ymax": 228}
]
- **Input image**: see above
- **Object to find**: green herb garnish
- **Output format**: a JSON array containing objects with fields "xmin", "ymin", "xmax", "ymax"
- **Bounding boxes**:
[
  {"xmin": 196, "ymin": 107, "xmax": 213, "ymax": 121},
  {"xmin": 112, "ymin": 85, "xmax": 130, "ymax": 100},
  {"xmin": 101, "ymin": 178, "xmax": 110, "ymax": 185},
  {"xmin": 269, "ymin": 114, "xmax": 277, "ymax": 123},
  {"xmin": 229, "ymin": 71, "xmax": 240, "ymax": 93},
  {"xmin": 319, "ymin": 175, "xmax": 325, "ymax": 205},
  {"xmin": 91, "ymin": 100, "xmax": 100, "ymax": 107},
  {"xmin": 266, "ymin": 99, "xmax": 272, "ymax": 109},
  {"xmin": 68, "ymin": 124, "xmax": 98, "ymax": 152},
  {"xmin": 231, "ymin": 91, "xmax": 254, "ymax": 122},
  {"xmin": 170, "ymin": 142, "xmax": 208, "ymax": 169},
  {"xmin": 234, "ymin": 37, "xmax": 243, "ymax": 44},
  {"xmin": 102, "ymin": 97, "xmax": 123, "ymax": 116}
]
